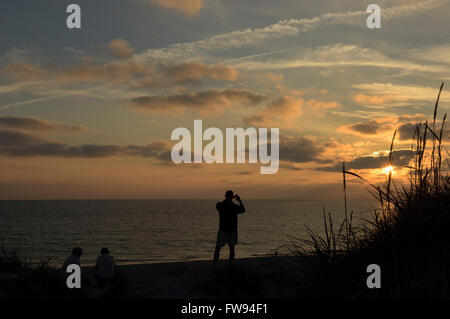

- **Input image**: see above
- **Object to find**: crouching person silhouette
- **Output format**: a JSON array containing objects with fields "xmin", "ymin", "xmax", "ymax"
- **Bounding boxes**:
[
  {"xmin": 213, "ymin": 190, "xmax": 246, "ymax": 263},
  {"xmin": 95, "ymin": 248, "xmax": 117, "ymax": 287}
]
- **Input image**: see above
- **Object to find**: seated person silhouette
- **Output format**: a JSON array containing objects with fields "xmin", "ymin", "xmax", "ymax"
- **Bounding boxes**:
[
  {"xmin": 95, "ymin": 247, "xmax": 117, "ymax": 287},
  {"xmin": 62, "ymin": 247, "xmax": 82, "ymax": 271},
  {"xmin": 214, "ymin": 190, "xmax": 246, "ymax": 263}
]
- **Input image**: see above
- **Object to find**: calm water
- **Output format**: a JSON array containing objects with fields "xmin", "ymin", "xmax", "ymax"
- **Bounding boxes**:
[{"xmin": 0, "ymin": 199, "xmax": 376, "ymax": 266}]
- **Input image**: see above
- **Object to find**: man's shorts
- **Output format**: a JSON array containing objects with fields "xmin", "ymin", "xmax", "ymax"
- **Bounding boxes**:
[{"xmin": 216, "ymin": 230, "xmax": 238, "ymax": 247}]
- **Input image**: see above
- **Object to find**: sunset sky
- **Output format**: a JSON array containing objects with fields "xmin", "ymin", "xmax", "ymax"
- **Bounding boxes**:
[{"xmin": 0, "ymin": 0, "xmax": 449, "ymax": 200}]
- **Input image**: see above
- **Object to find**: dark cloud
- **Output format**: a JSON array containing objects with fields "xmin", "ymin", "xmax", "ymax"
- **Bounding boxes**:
[
  {"xmin": 126, "ymin": 141, "xmax": 172, "ymax": 158},
  {"xmin": 0, "ymin": 141, "xmax": 122, "ymax": 158},
  {"xmin": 339, "ymin": 120, "xmax": 391, "ymax": 135},
  {"xmin": 1, "ymin": 61, "xmax": 154, "ymax": 83},
  {"xmin": 279, "ymin": 136, "xmax": 329, "ymax": 163},
  {"xmin": 316, "ymin": 150, "xmax": 414, "ymax": 172},
  {"xmin": 278, "ymin": 162, "xmax": 303, "ymax": 171},
  {"xmin": 398, "ymin": 122, "xmax": 449, "ymax": 141},
  {"xmin": 0, "ymin": 129, "xmax": 45, "ymax": 146},
  {"xmin": 130, "ymin": 89, "xmax": 266, "ymax": 116},
  {"xmin": 0, "ymin": 116, "xmax": 87, "ymax": 132},
  {"xmin": 0, "ymin": 129, "xmax": 171, "ymax": 160},
  {"xmin": 397, "ymin": 122, "xmax": 419, "ymax": 140}
]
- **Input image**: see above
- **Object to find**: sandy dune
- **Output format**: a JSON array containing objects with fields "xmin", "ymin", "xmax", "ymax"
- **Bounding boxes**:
[{"xmin": 83, "ymin": 256, "xmax": 304, "ymax": 298}]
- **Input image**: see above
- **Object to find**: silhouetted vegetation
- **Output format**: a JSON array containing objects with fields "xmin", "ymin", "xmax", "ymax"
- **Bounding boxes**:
[
  {"xmin": 296, "ymin": 83, "xmax": 450, "ymax": 298},
  {"xmin": 0, "ymin": 246, "xmax": 67, "ymax": 298},
  {"xmin": 0, "ymin": 246, "xmax": 128, "ymax": 298}
]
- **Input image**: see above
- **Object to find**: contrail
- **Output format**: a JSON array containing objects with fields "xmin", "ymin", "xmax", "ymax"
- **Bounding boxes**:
[{"xmin": 135, "ymin": 0, "xmax": 448, "ymax": 62}]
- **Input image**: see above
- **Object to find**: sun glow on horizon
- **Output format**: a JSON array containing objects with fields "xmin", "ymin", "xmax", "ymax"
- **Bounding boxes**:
[{"xmin": 383, "ymin": 165, "xmax": 394, "ymax": 175}]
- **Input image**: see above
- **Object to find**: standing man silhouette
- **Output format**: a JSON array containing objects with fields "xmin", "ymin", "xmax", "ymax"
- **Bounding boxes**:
[{"xmin": 213, "ymin": 190, "xmax": 246, "ymax": 263}]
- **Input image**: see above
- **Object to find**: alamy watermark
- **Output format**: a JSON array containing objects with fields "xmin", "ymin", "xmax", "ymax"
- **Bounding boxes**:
[
  {"xmin": 65, "ymin": 4, "xmax": 380, "ymax": 30},
  {"xmin": 366, "ymin": 264, "xmax": 381, "ymax": 288},
  {"xmin": 66, "ymin": 4, "xmax": 81, "ymax": 29},
  {"xmin": 66, "ymin": 264, "xmax": 81, "ymax": 288},
  {"xmin": 367, "ymin": 4, "xmax": 381, "ymax": 29},
  {"xmin": 170, "ymin": 120, "xmax": 279, "ymax": 175}
]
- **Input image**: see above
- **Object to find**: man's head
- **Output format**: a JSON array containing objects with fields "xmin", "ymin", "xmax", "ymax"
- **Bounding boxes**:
[
  {"xmin": 101, "ymin": 247, "xmax": 110, "ymax": 255},
  {"xmin": 72, "ymin": 247, "xmax": 82, "ymax": 257},
  {"xmin": 225, "ymin": 190, "xmax": 234, "ymax": 201}
]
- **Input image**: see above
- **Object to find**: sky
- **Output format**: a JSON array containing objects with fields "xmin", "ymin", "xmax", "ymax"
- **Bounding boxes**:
[{"xmin": 0, "ymin": 0, "xmax": 449, "ymax": 200}]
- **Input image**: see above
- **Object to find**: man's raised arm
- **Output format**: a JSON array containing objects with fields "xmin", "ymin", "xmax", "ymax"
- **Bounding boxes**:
[{"xmin": 234, "ymin": 195, "xmax": 246, "ymax": 213}]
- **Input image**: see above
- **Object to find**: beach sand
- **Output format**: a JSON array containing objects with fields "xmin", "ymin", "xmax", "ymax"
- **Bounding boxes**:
[{"xmin": 82, "ymin": 256, "xmax": 305, "ymax": 299}]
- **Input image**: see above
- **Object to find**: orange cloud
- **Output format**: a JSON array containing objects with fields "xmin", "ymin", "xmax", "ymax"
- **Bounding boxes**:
[
  {"xmin": 1, "ymin": 60, "xmax": 155, "ymax": 84},
  {"xmin": 1, "ymin": 60, "xmax": 240, "ymax": 90},
  {"xmin": 108, "ymin": 38, "xmax": 134, "ymax": 59},
  {"xmin": 244, "ymin": 96, "xmax": 303, "ymax": 128},
  {"xmin": 353, "ymin": 94, "xmax": 395, "ymax": 105},
  {"xmin": 305, "ymin": 99, "xmax": 341, "ymax": 110},
  {"xmin": 261, "ymin": 73, "xmax": 284, "ymax": 83},
  {"xmin": 150, "ymin": 0, "xmax": 203, "ymax": 16},
  {"xmin": 1, "ymin": 63, "xmax": 47, "ymax": 80}
]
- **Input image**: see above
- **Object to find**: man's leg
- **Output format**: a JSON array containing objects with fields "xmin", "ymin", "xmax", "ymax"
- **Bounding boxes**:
[
  {"xmin": 229, "ymin": 245, "xmax": 235, "ymax": 263},
  {"xmin": 213, "ymin": 245, "xmax": 221, "ymax": 262}
]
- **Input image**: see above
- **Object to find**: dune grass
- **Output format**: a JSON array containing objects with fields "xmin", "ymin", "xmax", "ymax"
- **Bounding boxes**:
[
  {"xmin": 296, "ymin": 83, "xmax": 450, "ymax": 298},
  {"xmin": 0, "ymin": 246, "xmax": 68, "ymax": 298},
  {"xmin": 0, "ymin": 246, "xmax": 129, "ymax": 298}
]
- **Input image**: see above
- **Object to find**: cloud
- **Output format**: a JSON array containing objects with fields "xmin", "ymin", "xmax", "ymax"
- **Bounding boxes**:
[
  {"xmin": 1, "ymin": 60, "xmax": 238, "ymax": 91},
  {"xmin": 137, "ymin": 0, "xmax": 447, "ymax": 61},
  {"xmin": 352, "ymin": 83, "xmax": 450, "ymax": 105},
  {"xmin": 6, "ymin": 143, "xmax": 124, "ymax": 158},
  {"xmin": 0, "ymin": 60, "xmax": 242, "ymax": 111},
  {"xmin": 56, "ymin": 61, "xmax": 154, "ymax": 83},
  {"xmin": 244, "ymin": 96, "xmax": 302, "ymax": 127},
  {"xmin": 130, "ymin": 89, "xmax": 266, "ymax": 116},
  {"xmin": 0, "ymin": 129, "xmax": 45, "ymax": 146},
  {"xmin": 338, "ymin": 119, "xmax": 393, "ymax": 136},
  {"xmin": 126, "ymin": 140, "xmax": 172, "ymax": 157},
  {"xmin": 317, "ymin": 150, "xmax": 415, "ymax": 171},
  {"xmin": 410, "ymin": 45, "xmax": 450, "ymax": 65},
  {"xmin": 150, "ymin": 0, "xmax": 203, "ymax": 16},
  {"xmin": 244, "ymin": 96, "xmax": 339, "ymax": 127},
  {"xmin": 397, "ymin": 122, "xmax": 420, "ymax": 140},
  {"xmin": 0, "ymin": 81, "xmax": 39, "ymax": 94},
  {"xmin": 338, "ymin": 114, "xmax": 428, "ymax": 137},
  {"xmin": 162, "ymin": 61, "xmax": 239, "ymax": 83},
  {"xmin": 228, "ymin": 44, "xmax": 444, "ymax": 73},
  {"xmin": 397, "ymin": 121, "xmax": 449, "ymax": 141},
  {"xmin": 108, "ymin": 38, "xmax": 134, "ymax": 59},
  {"xmin": 353, "ymin": 94, "xmax": 396, "ymax": 106},
  {"xmin": 345, "ymin": 150, "xmax": 414, "ymax": 169},
  {"xmin": 279, "ymin": 135, "xmax": 326, "ymax": 163},
  {"xmin": 278, "ymin": 161, "xmax": 303, "ymax": 171},
  {"xmin": 305, "ymin": 99, "xmax": 341, "ymax": 111},
  {"xmin": 1, "ymin": 61, "xmax": 155, "ymax": 84},
  {"xmin": 0, "ymin": 116, "xmax": 87, "ymax": 133},
  {"xmin": 0, "ymin": 128, "xmax": 172, "ymax": 160},
  {"xmin": 1, "ymin": 63, "xmax": 46, "ymax": 80}
]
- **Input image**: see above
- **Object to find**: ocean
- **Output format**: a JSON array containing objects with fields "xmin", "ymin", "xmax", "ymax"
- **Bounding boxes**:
[{"xmin": 0, "ymin": 199, "xmax": 377, "ymax": 266}]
